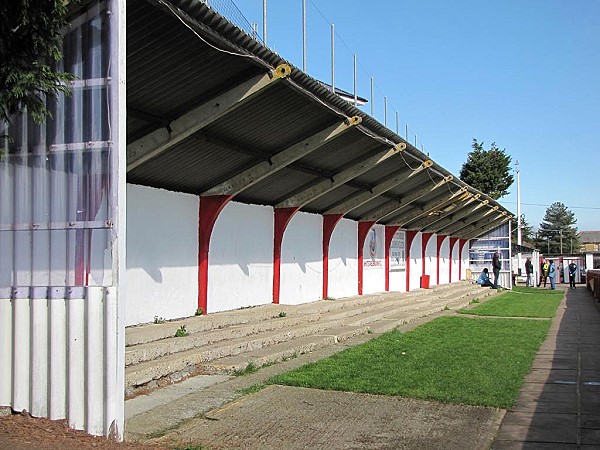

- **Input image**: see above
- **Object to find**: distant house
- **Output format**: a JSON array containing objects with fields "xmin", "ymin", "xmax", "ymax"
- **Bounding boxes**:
[{"xmin": 579, "ymin": 231, "xmax": 600, "ymax": 252}]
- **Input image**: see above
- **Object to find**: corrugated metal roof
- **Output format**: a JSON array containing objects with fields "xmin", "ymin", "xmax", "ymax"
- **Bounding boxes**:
[{"xmin": 126, "ymin": 0, "xmax": 513, "ymax": 237}]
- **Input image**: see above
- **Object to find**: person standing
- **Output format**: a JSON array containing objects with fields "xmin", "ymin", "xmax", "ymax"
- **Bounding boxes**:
[
  {"xmin": 492, "ymin": 251, "xmax": 501, "ymax": 289},
  {"xmin": 548, "ymin": 259, "xmax": 557, "ymax": 290},
  {"xmin": 568, "ymin": 261, "xmax": 578, "ymax": 289},
  {"xmin": 538, "ymin": 259, "xmax": 549, "ymax": 287},
  {"xmin": 525, "ymin": 257, "xmax": 534, "ymax": 287}
]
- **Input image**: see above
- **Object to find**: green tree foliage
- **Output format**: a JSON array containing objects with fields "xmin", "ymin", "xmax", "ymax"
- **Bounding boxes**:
[
  {"xmin": 511, "ymin": 214, "xmax": 535, "ymax": 246},
  {"xmin": 459, "ymin": 139, "xmax": 514, "ymax": 200},
  {"xmin": 535, "ymin": 202, "xmax": 580, "ymax": 254},
  {"xmin": 0, "ymin": 0, "xmax": 74, "ymax": 124}
]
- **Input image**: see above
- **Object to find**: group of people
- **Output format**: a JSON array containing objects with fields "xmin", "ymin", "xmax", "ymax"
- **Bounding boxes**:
[
  {"xmin": 477, "ymin": 251, "xmax": 502, "ymax": 289},
  {"xmin": 477, "ymin": 253, "xmax": 579, "ymax": 290}
]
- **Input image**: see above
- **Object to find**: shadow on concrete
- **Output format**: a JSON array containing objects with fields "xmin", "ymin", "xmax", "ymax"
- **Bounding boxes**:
[{"xmin": 492, "ymin": 284, "xmax": 600, "ymax": 449}]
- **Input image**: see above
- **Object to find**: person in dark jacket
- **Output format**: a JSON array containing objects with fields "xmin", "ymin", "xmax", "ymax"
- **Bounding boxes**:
[
  {"xmin": 492, "ymin": 252, "xmax": 501, "ymax": 289},
  {"xmin": 525, "ymin": 257, "xmax": 534, "ymax": 287},
  {"xmin": 568, "ymin": 261, "xmax": 578, "ymax": 289}
]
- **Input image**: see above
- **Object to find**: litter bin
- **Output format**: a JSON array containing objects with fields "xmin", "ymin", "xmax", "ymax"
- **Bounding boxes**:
[{"xmin": 420, "ymin": 275, "xmax": 430, "ymax": 289}]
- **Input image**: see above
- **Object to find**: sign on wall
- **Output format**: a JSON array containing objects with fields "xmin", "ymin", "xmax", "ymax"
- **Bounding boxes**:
[
  {"xmin": 390, "ymin": 230, "xmax": 406, "ymax": 270},
  {"xmin": 364, "ymin": 228, "xmax": 382, "ymax": 267}
]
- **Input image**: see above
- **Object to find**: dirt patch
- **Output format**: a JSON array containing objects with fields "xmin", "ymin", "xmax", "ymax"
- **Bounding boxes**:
[
  {"xmin": 153, "ymin": 385, "xmax": 505, "ymax": 450},
  {"xmin": 0, "ymin": 412, "xmax": 168, "ymax": 450}
]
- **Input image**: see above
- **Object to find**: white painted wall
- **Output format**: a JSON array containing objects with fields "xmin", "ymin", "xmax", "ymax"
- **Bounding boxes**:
[
  {"xmin": 460, "ymin": 241, "xmax": 469, "ymax": 280},
  {"xmin": 362, "ymin": 224, "xmax": 385, "ymax": 294},
  {"xmin": 125, "ymin": 184, "xmax": 199, "ymax": 325},
  {"xmin": 438, "ymin": 237, "xmax": 450, "ymax": 285},
  {"xmin": 280, "ymin": 211, "xmax": 322, "ymax": 305},
  {"xmin": 209, "ymin": 202, "xmax": 273, "ymax": 312},
  {"xmin": 328, "ymin": 218, "xmax": 358, "ymax": 299},
  {"xmin": 389, "ymin": 268, "xmax": 407, "ymax": 292},
  {"xmin": 424, "ymin": 235, "xmax": 437, "ymax": 286},
  {"xmin": 408, "ymin": 232, "xmax": 422, "ymax": 291},
  {"xmin": 452, "ymin": 239, "xmax": 464, "ymax": 283}
]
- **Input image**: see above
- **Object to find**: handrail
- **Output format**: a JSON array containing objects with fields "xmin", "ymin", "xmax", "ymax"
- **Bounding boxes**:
[{"xmin": 586, "ymin": 269, "xmax": 600, "ymax": 301}]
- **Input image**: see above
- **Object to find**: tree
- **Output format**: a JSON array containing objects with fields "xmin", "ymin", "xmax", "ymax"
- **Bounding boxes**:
[
  {"xmin": 535, "ymin": 202, "xmax": 580, "ymax": 254},
  {"xmin": 459, "ymin": 139, "xmax": 514, "ymax": 199},
  {"xmin": 511, "ymin": 214, "xmax": 535, "ymax": 246},
  {"xmin": 0, "ymin": 0, "xmax": 73, "ymax": 124}
]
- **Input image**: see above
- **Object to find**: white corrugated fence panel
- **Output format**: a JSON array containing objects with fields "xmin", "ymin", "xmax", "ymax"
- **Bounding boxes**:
[{"xmin": 0, "ymin": 0, "xmax": 125, "ymax": 439}]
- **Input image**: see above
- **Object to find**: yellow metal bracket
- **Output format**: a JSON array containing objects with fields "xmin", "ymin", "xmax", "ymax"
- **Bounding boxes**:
[
  {"xmin": 345, "ymin": 116, "xmax": 362, "ymax": 126},
  {"xmin": 272, "ymin": 64, "xmax": 292, "ymax": 80}
]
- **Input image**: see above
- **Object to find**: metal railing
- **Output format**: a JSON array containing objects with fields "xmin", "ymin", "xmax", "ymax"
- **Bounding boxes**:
[{"xmin": 587, "ymin": 269, "xmax": 600, "ymax": 302}]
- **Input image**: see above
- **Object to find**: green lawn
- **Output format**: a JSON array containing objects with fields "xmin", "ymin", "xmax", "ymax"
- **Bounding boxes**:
[
  {"xmin": 460, "ymin": 286, "xmax": 563, "ymax": 318},
  {"xmin": 268, "ymin": 315, "xmax": 551, "ymax": 408}
]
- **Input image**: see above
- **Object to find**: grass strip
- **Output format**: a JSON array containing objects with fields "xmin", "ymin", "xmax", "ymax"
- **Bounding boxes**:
[
  {"xmin": 460, "ymin": 286, "xmax": 563, "ymax": 318},
  {"xmin": 268, "ymin": 316, "xmax": 550, "ymax": 408}
]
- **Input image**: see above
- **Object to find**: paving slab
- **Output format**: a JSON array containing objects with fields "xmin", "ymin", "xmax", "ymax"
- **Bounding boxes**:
[{"xmin": 492, "ymin": 286, "xmax": 600, "ymax": 449}]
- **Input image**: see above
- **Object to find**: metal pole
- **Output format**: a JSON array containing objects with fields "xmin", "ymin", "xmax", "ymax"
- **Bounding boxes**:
[
  {"xmin": 395, "ymin": 111, "xmax": 399, "ymax": 134},
  {"xmin": 370, "ymin": 77, "xmax": 374, "ymax": 117},
  {"xmin": 302, "ymin": 0, "xmax": 306, "ymax": 72},
  {"xmin": 516, "ymin": 160, "xmax": 522, "ymax": 275},
  {"xmin": 560, "ymin": 230, "xmax": 563, "ymax": 254},
  {"xmin": 405, "ymin": 124, "xmax": 408, "ymax": 140},
  {"xmin": 384, "ymin": 96, "xmax": 387, "ymax": 126},
  {"xmin": 331, "ymin": 24, "xmax": 335, "ymax": 93},
  {"xmin": 353, "ymin": 54, "xmax": 357, "ymax": 107},
  {"xmin": 263, "ymin": 0, "xmax": 267, "ymax": 46},
  {"xmin": 414, "ymin": 134, "xmax": 417, "ymax": 147}
]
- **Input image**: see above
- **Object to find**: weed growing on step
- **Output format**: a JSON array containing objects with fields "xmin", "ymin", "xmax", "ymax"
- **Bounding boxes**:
[
  {"xmin": 195, "ymin": 307, "xmax": 203, "ymax": 316},
  {"xmin": 278, "ymin": 311, "xmax": 287, "ymax": 318},
  {"xmin": 234, "ymin": 362, "xmax": 259, "ymax": 376},
  {"xmin": 153, "ymin": 315, "xmax": 165, "ymax": 324},
  {"xmin": 173, "ymin": 445, "xmax": 205, "ymax": 450},
  {"xmin": 237, "ymin": 383, "xmax": 266, "ymax": 396},
  {"xmin": 175, "ymin": 325, "xmax": 188, "ymax": 337},
  {"xmin": 470, "ymin": 298, "xmax": 480, "ymax": 304},
  {"xmin": 443, "ymin": 305, "xmax": 451, "ymax": 311}
]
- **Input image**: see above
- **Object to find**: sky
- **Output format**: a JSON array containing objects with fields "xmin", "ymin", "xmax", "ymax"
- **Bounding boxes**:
[{"xmin": 227, "ymin": 0, "xmax": 599, "ymax": 231}]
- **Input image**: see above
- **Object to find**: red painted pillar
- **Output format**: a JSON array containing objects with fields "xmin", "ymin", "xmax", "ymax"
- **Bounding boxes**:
[
  {"xmin": 405, "ymin": 230, "xmax": 418, "ymax": 292},
  {"xmin": 357, "ymin": 221, "xmax": 376, "ymax": 295},
  {"xmin": 436, "ymin": 234, "xmax": 447, "ymax": 285},
  {"xmin": 421, "ymin": 232, "xmax": 434, "ymax": 275},
  {"xmin": 458, "ymin": 238, "xmax": 469, "ymax": 280},
  {"xmin": 385, "ymin": 226, "xmax": 401, "ymax": 291},
  {"xmin": 273, "ymin": 207, "xmax": 300, "ymax": 304},
  {"xmin": 322, "ymin": 214, "xmax": 344, "ymax": 299},
  {"xmin": 198, "ymin": 195, "xmax": 233, "ymax": 314},
  {"xmin": 448, "ymin": 237, "xmax": 459, "ymax": 283}
]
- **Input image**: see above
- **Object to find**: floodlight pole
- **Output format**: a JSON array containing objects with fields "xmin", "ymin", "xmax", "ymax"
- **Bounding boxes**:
[{"xmin": 516, "ymin": 160, "xmax": 522, "ymax": 276}]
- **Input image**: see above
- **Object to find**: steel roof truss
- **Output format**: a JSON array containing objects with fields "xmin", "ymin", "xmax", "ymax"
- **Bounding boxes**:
[
  {"xmin": 408, "ymin": 193, "xmax": 478, "ymax": 231},
  {"xmin": 202, "ymin": 116, "xmax": 362, "ymax": 197},
  {"xmin": 127, "ymin": 64, "xmax": 291, "ymax": 172},
  {"xmin": 385, "ymin": 187, "xmax": 469, "ymax": 227},
  {"xmin": 360, "ymin": 174, "xmax": 453, "ymax": 222},
  {"xmin": 275, "ymin": 142, "xmax": 407, "ymax": 209},
  {"xmin": 440, "ymin": 203, "xmax": 497, "ymax": 236}
]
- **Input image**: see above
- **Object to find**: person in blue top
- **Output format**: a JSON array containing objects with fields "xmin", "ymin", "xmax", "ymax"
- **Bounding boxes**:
[
  {"xmin": 548, "ymin": 260, "xmax": 557, "ymax": 290},
  {"xmin": 568, "ymin": 261, "xmax": 578, "ymax": 289},
  {"xmin": 477, "ymin": 268, "xmax": 494, "ymax": 288}
]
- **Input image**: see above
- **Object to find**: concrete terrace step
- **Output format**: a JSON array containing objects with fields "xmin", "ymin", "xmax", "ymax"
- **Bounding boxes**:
[{"xmin": 124, "ymin": 282, "xmax": 492, "ymax": 397}]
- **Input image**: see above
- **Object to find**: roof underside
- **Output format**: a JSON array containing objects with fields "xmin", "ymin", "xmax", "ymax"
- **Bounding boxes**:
[{"xmin": 126, "ymin": 0, "xmax": 512, "ymax": 238}]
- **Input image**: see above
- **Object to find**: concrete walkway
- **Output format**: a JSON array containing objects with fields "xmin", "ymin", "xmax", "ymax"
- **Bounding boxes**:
[{"xmin": 493, "ymin": 285, "xmax": 600, "ymax": 449}]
